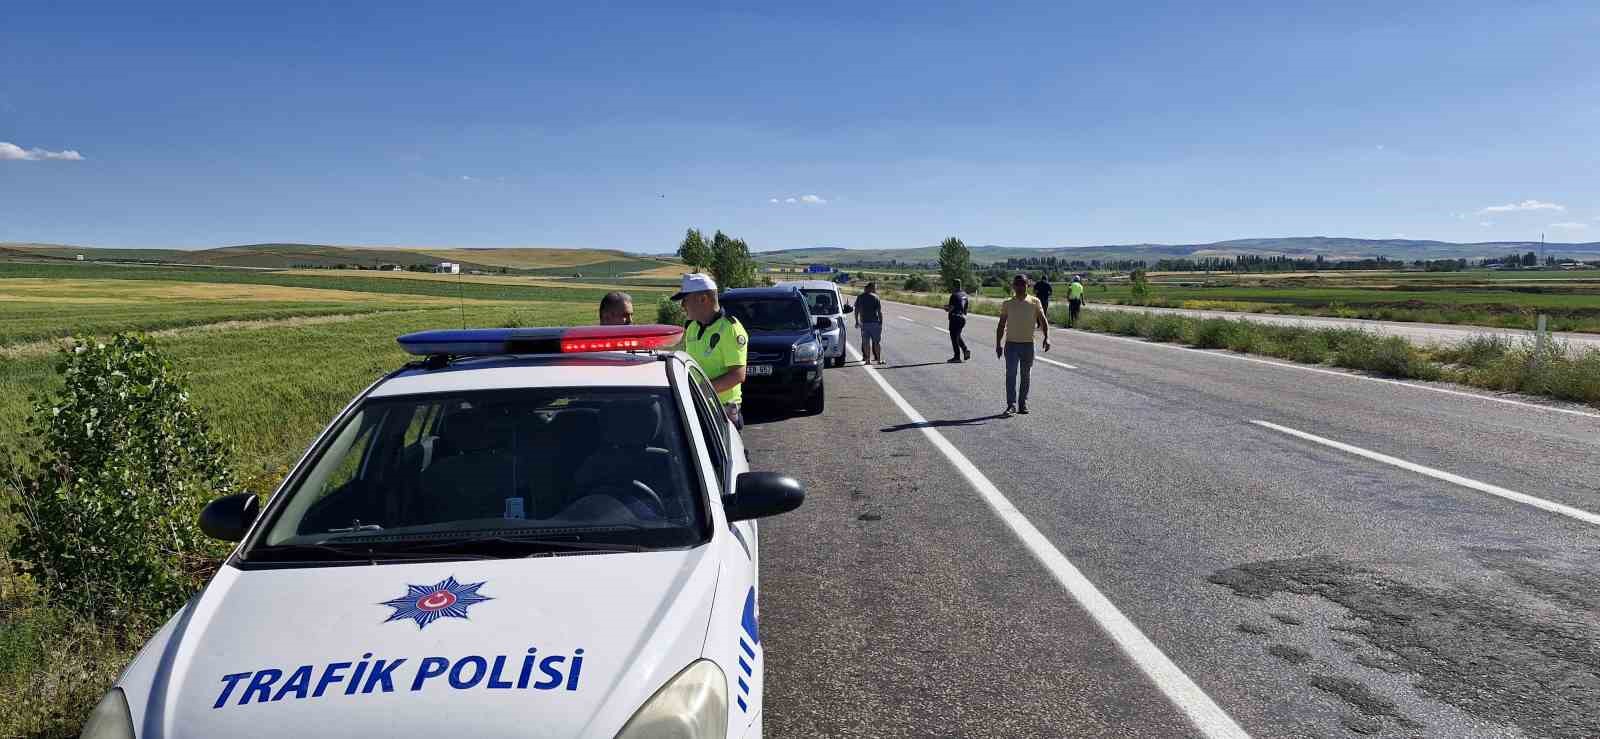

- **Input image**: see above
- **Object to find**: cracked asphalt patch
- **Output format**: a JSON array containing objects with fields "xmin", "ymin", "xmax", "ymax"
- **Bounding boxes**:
[{"xmin": 1210, "ymin": 554, "xmax": 1600, "ymax": 738}]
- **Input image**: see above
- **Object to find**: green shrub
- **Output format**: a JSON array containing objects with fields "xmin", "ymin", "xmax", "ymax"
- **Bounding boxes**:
[
  {"xmin": 903, "ymin": 274, "xmax": 931, "ymax": 292},
  {"xmin": 1334, "ymin": 334, "xmax": 1439, "ymax": 379},
  {"xmin": 1433, "ymin": 334, "xmax": 1512, "ymax": 368},
  {"xmin": 1191, "ymin": 319, "xmax": 1237, "ymax": 349},
  {"xmin": 5, "ymin": 335, "xmax": 236, "ymax": 624},
  {"xmin": 1285, "ymin": 333, "xmax": 1332, "ymax": 364},
  {"xmin": 1147, "ymin": 316, "xmax": 1186, "ymax": 342},
  {"xmin": 1224, "ymin": 324, "xmax": 1265, "ymax": 353},
  {"xmin": 655, "ymin": 297, "xmax": 687, "ymax": 326}
]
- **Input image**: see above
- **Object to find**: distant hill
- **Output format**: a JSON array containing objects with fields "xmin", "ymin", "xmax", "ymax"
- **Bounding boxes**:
[
  {"xmin": 0, "ymin": 242, "xmax": 681, "ymax": 276},
  {"xmin": 756, "ymin": 237, "xmax": 1600, "ymax": 266}
]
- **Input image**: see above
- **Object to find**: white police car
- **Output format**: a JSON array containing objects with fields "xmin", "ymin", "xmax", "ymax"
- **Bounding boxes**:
[{"xmin": 80, "ymin": 325, "xmax": 804, "ymax": 739}]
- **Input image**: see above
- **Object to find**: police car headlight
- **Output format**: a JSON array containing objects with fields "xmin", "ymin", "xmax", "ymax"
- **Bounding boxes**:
[
  {"xmin": 614, "ymin": 660, "xmax": 728, "ymax": 739},
  {"xmin": 79, "ymin": 688, "xmax": 135, "ymax": 739},
  {"xmin": 793, "ymin": 341, "xmax": 821, "ymax": 363}
]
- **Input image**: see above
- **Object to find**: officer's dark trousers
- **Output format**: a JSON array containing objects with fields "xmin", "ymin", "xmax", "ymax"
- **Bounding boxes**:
[
  {"xmin": 1068, "ymin": 299, "xmax": 1082, "ymax": 326},
  {"xmin": 948, "ymin": 315, "xmax": 969, "ymax": 358}
]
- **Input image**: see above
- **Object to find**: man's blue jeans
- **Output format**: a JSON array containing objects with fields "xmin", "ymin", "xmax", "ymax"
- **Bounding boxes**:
[{"xmin": 1004, "ymin": 341, "xmax": 1034, "ymax": 407}]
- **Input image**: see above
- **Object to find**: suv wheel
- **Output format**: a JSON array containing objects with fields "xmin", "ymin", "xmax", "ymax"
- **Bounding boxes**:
[{"xmin": 804, "ymin": 384, "xmax": 826, "ymax": 415}]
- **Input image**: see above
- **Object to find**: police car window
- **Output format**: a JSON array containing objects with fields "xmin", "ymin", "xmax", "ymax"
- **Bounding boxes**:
[
  {"xmin": 687, "ymin": 366, "xmax": 729, "ymax": 492},
  {"xmin": 723, "ymin": 298, "xmax": 810, "ymax": 331},
  {"xmin": 800, "ymin": 289, "xmax": 837, "ymax": 314},
  {"xmin": 246, "ymin": 387, "xmax": 709, "ymax": 562}
]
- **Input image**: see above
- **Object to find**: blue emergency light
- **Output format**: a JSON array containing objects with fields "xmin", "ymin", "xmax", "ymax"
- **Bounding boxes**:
[{"xmin": 397, "ymin": 325, "xmax": 684, "ymax": 357}]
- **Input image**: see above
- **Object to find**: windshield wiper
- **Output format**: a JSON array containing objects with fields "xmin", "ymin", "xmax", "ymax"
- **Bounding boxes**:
[
  {"xmin": 388, "ymin": 534, "xmax": 657, "ymax": 557},
  {"xmin": 243, "ymin": 543, "xmax": 497, "ymax": 564}
]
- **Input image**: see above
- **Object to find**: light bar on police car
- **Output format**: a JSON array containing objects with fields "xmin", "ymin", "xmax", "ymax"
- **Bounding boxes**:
[{"xmin": 397, "ymin": 325, "xmax": 684, "ymax": 357}]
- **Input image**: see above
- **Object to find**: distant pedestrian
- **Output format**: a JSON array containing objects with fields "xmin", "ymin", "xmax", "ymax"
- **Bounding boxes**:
[
  {"xmin": 854, "ymin": 282, "xmax": 885, "ymax": 365},
  {"xmin": 995, "ymin": 274, "xmax": 1051, "ymax": 416},
  {"xmin": 1067, "ymin": 275, "xmax": 1085, "ymax": 327},
  {"xmin": 598, "ymin": 291, "xmax": 633, "ymax": 325},
  {"xmin": 1033, "ymin": 275, "xmax": 1054, "ymax": 324},
  {"xmin": 945, "ymin": 280, "xmax": 972, "ymax": 362}
]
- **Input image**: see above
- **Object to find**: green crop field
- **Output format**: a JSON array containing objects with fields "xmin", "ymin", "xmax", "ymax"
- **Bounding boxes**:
[{"xmin": 960, "ymin": 270, "xmax": 1600, "ymax": 332}]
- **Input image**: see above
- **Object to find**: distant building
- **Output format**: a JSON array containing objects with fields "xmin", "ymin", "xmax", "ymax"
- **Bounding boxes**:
[
  {"xmin": 806, "ymin": 264, "xmax": 832, "ymax": 274},
  {"xmin": 436, "ymin": 262, "xmax": 460, "ymax": 274},
  {"xmin": 76, "ymin": 254, "xmax": 85, "ymax": 261}
]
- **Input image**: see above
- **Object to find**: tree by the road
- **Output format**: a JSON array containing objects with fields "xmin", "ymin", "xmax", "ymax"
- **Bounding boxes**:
[
  {"xmin": 677, "ymin": 228, "xmax": 712, "ymax": 270},
  {"xmin": 710, "ymin": 230, "xmax": 758, "ymax": 289},
  {"xmin": 938, "ymin": 236, "xmax": 977, "ymax": 291}
]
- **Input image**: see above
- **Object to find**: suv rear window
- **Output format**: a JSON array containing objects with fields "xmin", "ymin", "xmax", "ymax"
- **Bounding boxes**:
[
  {"xmin": 800, "ymin": 289, "xmax": 839, "ymax": 315},
  {"xmin": 724, "ymin": 297, "xmax": 811, "ymax": 331}
]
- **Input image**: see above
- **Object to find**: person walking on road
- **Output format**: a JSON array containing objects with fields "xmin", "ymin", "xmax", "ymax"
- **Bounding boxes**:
[
  {"xmin": 1033, "ymin": 275, "xmax": 1054, "ymax": 324},
  {"xmin": 673, "ymin": 273, "xmax": 750, "ymax": 429},
  {"xmin": 996, "ymin": 274, "xmax": 1051, "ymax": 417},
  {"xmin": 945, "ymin": 280, "xmax": 972, "ymax": 362},
  {"xmin": 1067, "ymin": 275, "xmax": 1085, "ymax": 328},
  {"xmin": 854, "ymin": 282, "xmax": 885, "ymax": 365}
]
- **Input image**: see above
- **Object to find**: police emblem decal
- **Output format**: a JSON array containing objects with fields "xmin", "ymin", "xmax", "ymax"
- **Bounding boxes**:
[{"xmin": 381, "ymin": 576, "xmax": 493, "ymax": 629}]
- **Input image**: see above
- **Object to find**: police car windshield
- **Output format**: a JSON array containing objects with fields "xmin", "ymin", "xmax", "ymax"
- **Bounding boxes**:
[
  {"xmin": 723, "ymin": 298, "xmax": 811, "ymax": 331},
  {"xmin": 800, "ymin": 289, "xmax": 838, "ymax": 315},
  {"xmin": 245, "ymin": 387, "xmax": 707, "ymax": 562}
]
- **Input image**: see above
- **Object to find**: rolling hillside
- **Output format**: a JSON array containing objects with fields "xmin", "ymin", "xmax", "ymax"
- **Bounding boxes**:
[
  {"xmin": 756, "ymin": 237, "xmax": 1600, "ymax": 266},
  {"xmin": 0, "ymin": 242, "xmax": 681, "ymax": 276}
]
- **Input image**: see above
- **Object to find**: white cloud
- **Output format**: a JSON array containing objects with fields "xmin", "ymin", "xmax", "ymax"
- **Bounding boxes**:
[
  {"xmin": 1479, "ymin": 199, "xmax": 1565, "ymax": 214},
  {"xmin": 0, "ymin": 141, "xmax": 85, "ymax": 161},
  {"xmin": 799, "ymin": 194, "xmax": 827, "ymax": 204},
  {"xmin": 768, "ymin": 198, "xmax": 779, "ymax": 204},
  {"xmin": 784, "ymin": 197, "xmax": 797, "ymax": 204},
  {"xmin": 1549, "ymin": 222, "xmax": 1589, "ymax": 230},
  {"xmin": 1479, "ymin": 221, "xmax": 1495, "ymax": 227},
  {"xmin": 772, "ymin": 194, "xmax": 828, "ymax": 205}
]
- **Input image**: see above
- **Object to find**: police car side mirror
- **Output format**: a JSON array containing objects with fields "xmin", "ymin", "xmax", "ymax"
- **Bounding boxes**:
[
  {"xmin": 842, "ymin": 304, "xmax": 854, "ymax": 313},
  {"xmin": 814, "ymin": 317, "xmax": 833, "ymax": 330},
  {"xmin": 724, "ymin": 472, "xmax": 804, "ymax": 522},
  {"xmin": 200, "ymin": 493, "xmax": 261, "ymax": 542}
]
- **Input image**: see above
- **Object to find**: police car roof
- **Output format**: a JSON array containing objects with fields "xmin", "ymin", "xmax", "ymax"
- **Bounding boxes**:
[{"xmin": 373, "ymin": 353, "xmax": 675, "ymax": 397}]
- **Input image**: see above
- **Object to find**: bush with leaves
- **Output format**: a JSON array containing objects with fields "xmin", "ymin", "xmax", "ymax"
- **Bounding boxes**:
[
  {"xmin": 5, "ymin": 334, "xmax": 237, "ymax": 624},
  {"xmin": 656, "ymin": 296, "xmax": 688, "ymax": 326},
  {"xmin": 903, "ymin": 274, "xmax": 931, "ymax": 292}
]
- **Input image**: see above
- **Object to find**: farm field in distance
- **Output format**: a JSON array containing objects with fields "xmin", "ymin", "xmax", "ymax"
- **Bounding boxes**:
[{"xmin": 962, "ymin": 269, "xmax": 1600, "ymax": 332}]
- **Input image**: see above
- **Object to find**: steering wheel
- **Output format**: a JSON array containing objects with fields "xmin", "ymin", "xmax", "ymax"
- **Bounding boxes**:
[{"xmin": 587, "ymin": 480, "xmax": 666, "ymax": 520}]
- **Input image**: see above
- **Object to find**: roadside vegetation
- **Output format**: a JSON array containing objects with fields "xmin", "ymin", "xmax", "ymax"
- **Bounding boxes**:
[{"xmin": 878, "ymin": 290, "xmax": 1600, "ymax": 408}]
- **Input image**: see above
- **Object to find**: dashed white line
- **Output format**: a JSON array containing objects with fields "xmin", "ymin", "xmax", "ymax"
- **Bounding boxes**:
[
  {"xmin": 1251, "ymin": 420, "xmax": 1600, "ymax": 527},
  {"xmin": 885, "ymin": 300, "xmax": 1600, "ymax": 420},
  {"xmin": 848, "ymin": 342, "xmax": 1250, "ymax": 739}
]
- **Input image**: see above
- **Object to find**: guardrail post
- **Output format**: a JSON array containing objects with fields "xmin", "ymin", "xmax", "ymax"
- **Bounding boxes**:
[{"xmin": 1535, "ymin": 313, "xmax": 1548, "ymax": 364}]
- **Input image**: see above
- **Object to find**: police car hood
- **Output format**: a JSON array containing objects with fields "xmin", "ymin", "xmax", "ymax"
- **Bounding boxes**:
[{"xmin": 123, "ymin": 547, "xmax": 721, "ymax": 738}]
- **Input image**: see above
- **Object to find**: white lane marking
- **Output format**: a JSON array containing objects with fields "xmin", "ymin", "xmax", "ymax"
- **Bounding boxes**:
[
  {"xmin": 897, "ymin": 316, "xmax": 917, "ymax": 322},
  {"xmin": 884, "ymin": 300, "xmax": 1600, "ymax": 420},
  {"xmin": 847, "ymin": 343, "xmax": 1250, "ymax": 739},
  {"xmin": 1251, "ymin": 420, "xmax": 1600, "ymax": 527}
]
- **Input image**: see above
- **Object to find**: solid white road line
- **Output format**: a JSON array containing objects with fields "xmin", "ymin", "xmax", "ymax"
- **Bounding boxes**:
[
  {"xmin": 887, "ymin": 300, "xmax": 1600, "ymax": 420},
  {"xmin": 848, "ymin": 343, "xmax": 1250, "ymax": 739},
  {"xmin": 1251, "ymin": 420, "xmax": 1600, "ymax": 527},
  {"xmin": 902, "ymin": 316, "xmax": 1080, "ymax": 369}
]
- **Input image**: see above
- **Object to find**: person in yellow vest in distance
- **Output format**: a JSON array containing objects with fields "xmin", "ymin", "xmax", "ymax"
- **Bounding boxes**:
[
  {"xmin": 673, "ymin": 273, "xmax": 750, "ymax": 429},
  {"xmin": 995, "ymin": 273, "xmax": 1051, "ymax": 417},
  {"xmin": 1067, "ymin": 275, "xmax": 1086, "ymax": 328}
]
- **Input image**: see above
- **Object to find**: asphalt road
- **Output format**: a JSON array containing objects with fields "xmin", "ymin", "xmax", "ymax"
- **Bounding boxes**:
[
  {"xmin": 743, "ymin": 298, "xmax": 1600, "ymax": 738},
  {"xmin": 956, "ymin": 291, "xmax": 1600, "ymax": 352}
]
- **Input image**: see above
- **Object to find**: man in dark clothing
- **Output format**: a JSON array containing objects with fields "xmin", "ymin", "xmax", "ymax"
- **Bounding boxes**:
[
  {"xmin": 853, "ymin": 282, "xmax": 885, "ymax": 365},
  {"xmin": 945, "ymin": 280, "xmax": 972, "ymax": 362},
  {"xmin": 1033, "ymin": 276, "xmax": 1054, "ymax": 324}
]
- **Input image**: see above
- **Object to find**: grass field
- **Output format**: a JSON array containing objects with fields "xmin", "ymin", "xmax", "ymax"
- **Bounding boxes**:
[{"xmin": 954, "ymin": 270, "xmax": 1600, "ymax": 332}]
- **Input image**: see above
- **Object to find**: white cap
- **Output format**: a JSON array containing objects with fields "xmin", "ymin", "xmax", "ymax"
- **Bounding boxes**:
[{"xmin": 671, "ymin": 273, "xmax": 718, "ymax": 300}]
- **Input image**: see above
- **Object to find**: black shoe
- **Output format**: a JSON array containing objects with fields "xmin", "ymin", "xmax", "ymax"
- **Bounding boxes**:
[
  {"xmin": 963, "ymin": 349, "xmax": 972, "ymax": 360},
  {"xmin": 1018, "ymin": 405, "xmax": 1030, "ymax": 415},
  {"xmin": 948, "ymin": 356, "xmax": 962, "ymax": 363},
  {"xmin": 1003, "ymin": 405, "xmax": 1016, "ymax": 417}
]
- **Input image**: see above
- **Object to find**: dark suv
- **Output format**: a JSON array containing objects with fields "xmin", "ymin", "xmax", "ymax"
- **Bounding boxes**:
[{"xmin": 721, "ymin": 286, "xmax": 831, "ymax": 414}]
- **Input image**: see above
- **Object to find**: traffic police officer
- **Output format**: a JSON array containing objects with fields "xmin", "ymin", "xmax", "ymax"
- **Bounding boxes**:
[{"xmin": 673, "ymin": 273, "xmax": 750, "ymax": 428}]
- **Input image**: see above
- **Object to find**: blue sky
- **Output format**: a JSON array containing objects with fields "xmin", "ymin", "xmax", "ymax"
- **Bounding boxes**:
[{"xmin": 3, "ymin": 0, "xmax": 1597, "ymax": 251}]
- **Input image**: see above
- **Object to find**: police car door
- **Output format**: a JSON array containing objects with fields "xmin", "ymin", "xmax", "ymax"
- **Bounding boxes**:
[{"xmin": 683, "ymin": 364, "xmax": 757, "ymax": 569}]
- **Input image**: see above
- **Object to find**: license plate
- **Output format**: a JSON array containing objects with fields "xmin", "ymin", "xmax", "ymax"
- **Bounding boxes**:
[{"xmin": 747, "ymin": 365, "xmax": 774, "ymax": 376}]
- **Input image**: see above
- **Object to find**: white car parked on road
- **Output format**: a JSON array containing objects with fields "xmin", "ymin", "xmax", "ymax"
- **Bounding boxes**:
[
  {"xmin": 776, "ymin": 279, "xmax": 850, "ymax": 368},
  {"xmin": 79, "ymin": 325, "xmax": 804, "ymax": 739}
]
